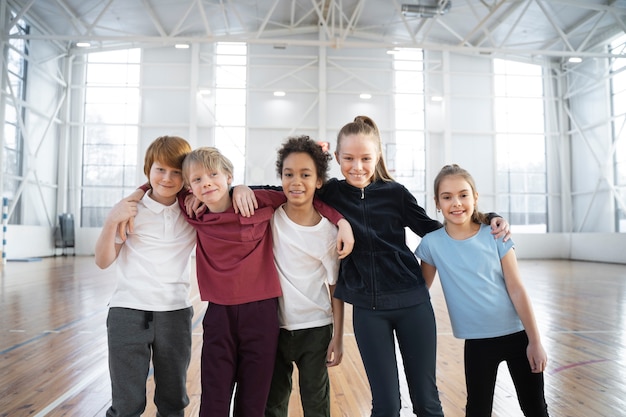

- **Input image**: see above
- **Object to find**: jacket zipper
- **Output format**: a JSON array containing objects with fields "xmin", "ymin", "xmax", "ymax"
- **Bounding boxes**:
[{"xmin": 360, "ymin": 187, "xmax": 377, "ymax": 309}]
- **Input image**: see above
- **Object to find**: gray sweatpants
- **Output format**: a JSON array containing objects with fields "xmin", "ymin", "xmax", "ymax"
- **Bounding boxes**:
[{"xmin": 106, "ymin": 306, "xmax": 193, "ymax": 417}]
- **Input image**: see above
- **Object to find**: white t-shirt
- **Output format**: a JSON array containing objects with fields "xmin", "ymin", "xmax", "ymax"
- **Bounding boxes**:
[
  {"xmin": 271, "ymin": 204, "xmax": 340, "ymax": 331},
  {"xmin": 109, "ymin": 191, "xmax": 196, "ymax": 311}
]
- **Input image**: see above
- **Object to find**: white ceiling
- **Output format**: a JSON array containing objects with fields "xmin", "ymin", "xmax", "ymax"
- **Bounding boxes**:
[{"xmin": 8, "ymin": 0, "xmax": 626, "ymax": 61}]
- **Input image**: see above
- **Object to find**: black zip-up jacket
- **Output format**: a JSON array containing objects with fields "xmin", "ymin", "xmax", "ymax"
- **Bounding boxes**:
[
  {"xmin": 317, "ymin": 178, "xmax": 442, "ymax": 310},
  {"xmin": 251, "ymin": 180, "xmax": 498, "ymax": 311}
]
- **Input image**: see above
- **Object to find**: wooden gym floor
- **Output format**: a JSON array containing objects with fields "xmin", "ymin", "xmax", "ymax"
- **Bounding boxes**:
[{"xmin": 0, "ymin": 256, "xmax": 624, "ymax": 416}]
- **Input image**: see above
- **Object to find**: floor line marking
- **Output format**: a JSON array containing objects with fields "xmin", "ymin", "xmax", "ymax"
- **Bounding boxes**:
[{"xmin": 32, "ymin": 366, "xmax": 107, "ymax": 417}]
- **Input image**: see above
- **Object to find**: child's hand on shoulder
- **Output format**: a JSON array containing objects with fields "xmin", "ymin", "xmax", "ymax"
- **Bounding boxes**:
[
  {"xmin": 232, "ymin": 185, "xmax": 258, "ymax": 217},
  {"xmin": 108, "ymin": 198, "xmax": 138, "ymax": 241},
  {"xmin": 337, "ymin": 219, "xmax": 354, "ymax": 259},
  {"xmin": 184, "ymin": 193, "xmax": 206, "ymax": 218},
  {"xmin": 490, "ymin": 216, "xmax": 511, "ymax": 241}
]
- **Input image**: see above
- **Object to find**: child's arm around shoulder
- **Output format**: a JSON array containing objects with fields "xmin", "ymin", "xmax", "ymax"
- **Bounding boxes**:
[
  {"xmin": 94, "ymin": 198, "xmax": 138, "ymax": 269},
  {"xmin": 232, "ymin": 184, "xmax": 281, "ymax": 216},
  {"xmin": 486, "ymin": 213, "xmax": 512, "ymax": 241},
  {"xmin": 115, "ymin": 185, "xmax": 149, "ymax": 240},
  {"xmin": 312, "ymin": 198, "xmax": 354, "ymax": 259}
]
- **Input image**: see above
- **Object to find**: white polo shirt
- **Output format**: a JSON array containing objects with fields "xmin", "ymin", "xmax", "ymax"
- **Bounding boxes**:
[{"xmin": 109, "ymin": 190, "xmax": 196, "ymax": 311}]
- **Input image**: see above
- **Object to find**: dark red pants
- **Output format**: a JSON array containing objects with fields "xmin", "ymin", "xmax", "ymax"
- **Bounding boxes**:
[{"xmin": 199, "ymin": 298, "xmax": 279, "ymax": 417}]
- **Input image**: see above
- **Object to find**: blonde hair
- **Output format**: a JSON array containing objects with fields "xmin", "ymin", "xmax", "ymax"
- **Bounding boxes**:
[
  {"xmin": 336, "ymin": 115, "xmax": 394, "ymax": 182},
  {"xmin": 433, "ymin": 164, "xmax": 487, "ymax": 225},
  {"xmin": 182, "ymin": 147, "xmax": 234, "ymax": 186},
  {"xmin": 143, "ymin": 135, "xmax": 191, "ymax": 177}
]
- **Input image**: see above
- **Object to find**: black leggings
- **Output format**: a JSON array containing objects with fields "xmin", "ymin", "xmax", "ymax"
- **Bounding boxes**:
[
  {"xmin": 353, "ymin": 302, "xmax": 443, "ymax": 417},
  {"xmin": 464, "ymin": 331, "xmax": 549, "ymax": 417}
]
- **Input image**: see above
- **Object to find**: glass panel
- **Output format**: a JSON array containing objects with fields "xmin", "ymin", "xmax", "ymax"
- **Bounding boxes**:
[
  {"xmin": 81, "ymin": 49, "xmax": 141, "ymax": 226},
  {"xmin": 216, "ymin": 66, "xmax": 247, "ymax": 87},
  {"xmin": 216, "ymin": 43, "xmax": 247, "ymax": 55},
  {"xmin": 393, "ymin": 50, "xmax": 425, "ymax": 202},
  {"xmin": 215, "ymin": 88, "xmax": 247, "ymax": 105},
  {"xmin": 2, "ymin": 18, "xmax": 28, "ymax": 225},
  {"xmin": 215, "ymin": 104, "xmax": 246, "ymax": 126},
  {"xmin": 494, "ymin": 59, "xmax": 547, "ymax": 232}
]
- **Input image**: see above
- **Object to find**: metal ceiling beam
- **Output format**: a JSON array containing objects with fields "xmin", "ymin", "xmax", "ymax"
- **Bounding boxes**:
[
  {"xmin": 170, "ymin": 0, "xmax": 197, "ymax": 37},
  {"xmin": 54, "ymin": 0, "xmax": 88, "ymax": 35},
  {"xmin": 141, "ymin": 0, "xmax": 168, "ymax": 38},
  {"xmin": 196, "ymin": 0, "xmax": 213, "ymax": 37},
  {"xmin": 6, "ymin": 0, "xmax": 626, "ymax": 60},
  {"xmin": 83, "ymin": 0, "xmax": 115, "ymax": 37},
  {"xmin": 470, "ymin": 0, "xmax": 524, "ymax": 50}
]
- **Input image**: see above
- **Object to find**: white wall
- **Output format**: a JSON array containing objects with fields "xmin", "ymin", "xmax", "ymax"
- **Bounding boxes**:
[{"xmin": 4, "ymin": 36, "xmax": 626, "ymax": 265}]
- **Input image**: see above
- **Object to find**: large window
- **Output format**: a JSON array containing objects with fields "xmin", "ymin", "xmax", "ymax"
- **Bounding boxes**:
[
  {"xmin": 214, "ymin": 42, "xmax": 247, "ymax": 184},
  {"xmin": 81, "ymin": 49, "xmax": 141, "ymax": 227},
  {"xmin": 391, "ymin": 48, "xmax": 426, "ymax": 206},
  {"xmin": 494, "ymin": 59, "xmax": 547, "ymax": 233},
  {"xmin": 610, "ymin": 35, "xmax": 626, "ymax": 232},
  {"xmin": 2, "ymin": 17, "xmax": 29, "ymax": 224}
]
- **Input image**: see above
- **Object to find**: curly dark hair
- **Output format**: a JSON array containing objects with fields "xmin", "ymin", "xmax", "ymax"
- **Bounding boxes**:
[{"xmin": 276, "ymin": 135, "xmax": 332, "ymax": 183}]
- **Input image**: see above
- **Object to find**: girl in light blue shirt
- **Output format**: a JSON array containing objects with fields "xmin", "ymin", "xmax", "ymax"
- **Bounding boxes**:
[{"xmin": 415, "ymin": 164, "xmax": 549, "ymax": 417}]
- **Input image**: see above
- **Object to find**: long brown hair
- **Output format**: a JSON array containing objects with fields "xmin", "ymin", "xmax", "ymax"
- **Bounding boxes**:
[
  {"xmin": 433, "ymin": 164, "xmax": 488, "ymax": 225},
  {"xmin": 336, "ymin": 115, "xmax": 394, "ymax": 182}
]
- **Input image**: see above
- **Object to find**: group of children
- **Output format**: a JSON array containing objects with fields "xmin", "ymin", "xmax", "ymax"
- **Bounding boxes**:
[{"xmin": 96, "ymin": 116, "xmax": 550, "ymax": 417}]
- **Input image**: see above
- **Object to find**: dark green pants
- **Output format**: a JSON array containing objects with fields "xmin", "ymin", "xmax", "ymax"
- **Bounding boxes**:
[{"xmin": 265, "ymin": 324, "xmax": 333, "ymax": 417}]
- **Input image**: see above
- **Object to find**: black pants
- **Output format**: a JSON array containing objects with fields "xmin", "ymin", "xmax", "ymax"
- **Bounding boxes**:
[
  {"xmin": 464, "ymin": 331, "xmax": 549, "ymax": 417},
  {"xmin": 353, "ymin": 302, "xmax": 443, "ymax": 417},
  {"xmin": 265, "ymin": 325, "xmax": 333, "ymax": 417}
]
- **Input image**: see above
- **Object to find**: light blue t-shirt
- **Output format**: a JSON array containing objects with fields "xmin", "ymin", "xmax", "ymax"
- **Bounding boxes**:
[{"xmin": 415, "ymin": 224, "xmax": 523, "ymax": 339}]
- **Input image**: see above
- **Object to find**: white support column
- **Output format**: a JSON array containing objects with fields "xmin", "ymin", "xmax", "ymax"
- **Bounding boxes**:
[
  {"xmin": 56, "ymin": 54, "xmax": 73, "ymax": 217},
  {"xmin": 189, "ymin": 42, "xmax": 199, "ymax": 145},
  {"xmin": 318, "ymin": 24, "xmax": 327, "ymax": 143}
]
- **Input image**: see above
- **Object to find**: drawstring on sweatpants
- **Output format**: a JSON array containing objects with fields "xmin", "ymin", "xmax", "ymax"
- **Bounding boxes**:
[{"xmin": 144, "ymin": 311, "xmax": 154, "ymax": 329}]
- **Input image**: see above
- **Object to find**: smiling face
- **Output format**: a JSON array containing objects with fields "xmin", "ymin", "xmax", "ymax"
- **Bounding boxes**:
[
  {"xmin": 148, "ymin": 161, "xmax": 184, "ymax": 205},
  {"xmin": 435, "ymin": 175, "xmax": 478, "ymax": 227},
  {"xmin": 187, "ymin": 162, "xmax": 233, "ymax": 213},
  {"xmin": 335, "ymin": 133, "xmax": 379, "ymax": 189},
  {"xmin": 281, "ymin": 152, "xmax": 323, "ymax": 209}
]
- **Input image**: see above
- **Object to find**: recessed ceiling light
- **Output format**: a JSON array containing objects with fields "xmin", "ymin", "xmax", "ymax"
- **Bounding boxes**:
[
  {"xmin": 431, "ymin": 96, "xmax": 443, "ymax": 102},
  {"xmin": 175, "ymin": 43, "xmax": 190, "ymax": 49},
  {"xmin": 273, "ymin": 91, "xmax": 286, "ymax": 97},
  {"xmin": 360, "ymin": 93, "xmax": 372, "ymax": 99},
  {"xmin": 75, "ymin": 42, "xmax": 91, "ymax": 48},
  {"xmin": 568, "ymin": 57, "xmax": 582, "ymax": 63}
]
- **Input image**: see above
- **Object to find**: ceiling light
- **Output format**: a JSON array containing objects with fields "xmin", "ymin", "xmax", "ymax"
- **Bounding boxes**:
[
  {"xmin": 273, "ymin": 91, "xmax": 286, "ymax": 97},
  {"xmin": 75, "ymin": 42, "xmax": 91, "ymax": 48},
  {"xmin": 401, "ymin": 1, "xmax": 451, "ymax": 18},
  {"xmin": 431, "ymin": 96, "xmax": 443, "ymax": 102},
  {"xmin": 175, "ymin": 43, "xmax": 190, "ymax": 49},
  {"xmin": 360, "ymin": 93, "xmax": 372, "ymax": 99},
  {"xmin": 568, "ymin": 57, "xmax": 582, "ymax": 63}
]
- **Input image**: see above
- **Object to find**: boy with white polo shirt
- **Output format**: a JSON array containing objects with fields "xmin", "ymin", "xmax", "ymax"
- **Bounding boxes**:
[{"xmin": 94, "ymin": 135, "xmax": 195, "ymax": 417}]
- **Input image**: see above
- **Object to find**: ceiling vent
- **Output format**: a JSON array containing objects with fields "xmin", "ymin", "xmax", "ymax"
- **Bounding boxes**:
[{"xmin": 401, "ymin": 1, "xmax": 451, "ymax": 18}]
